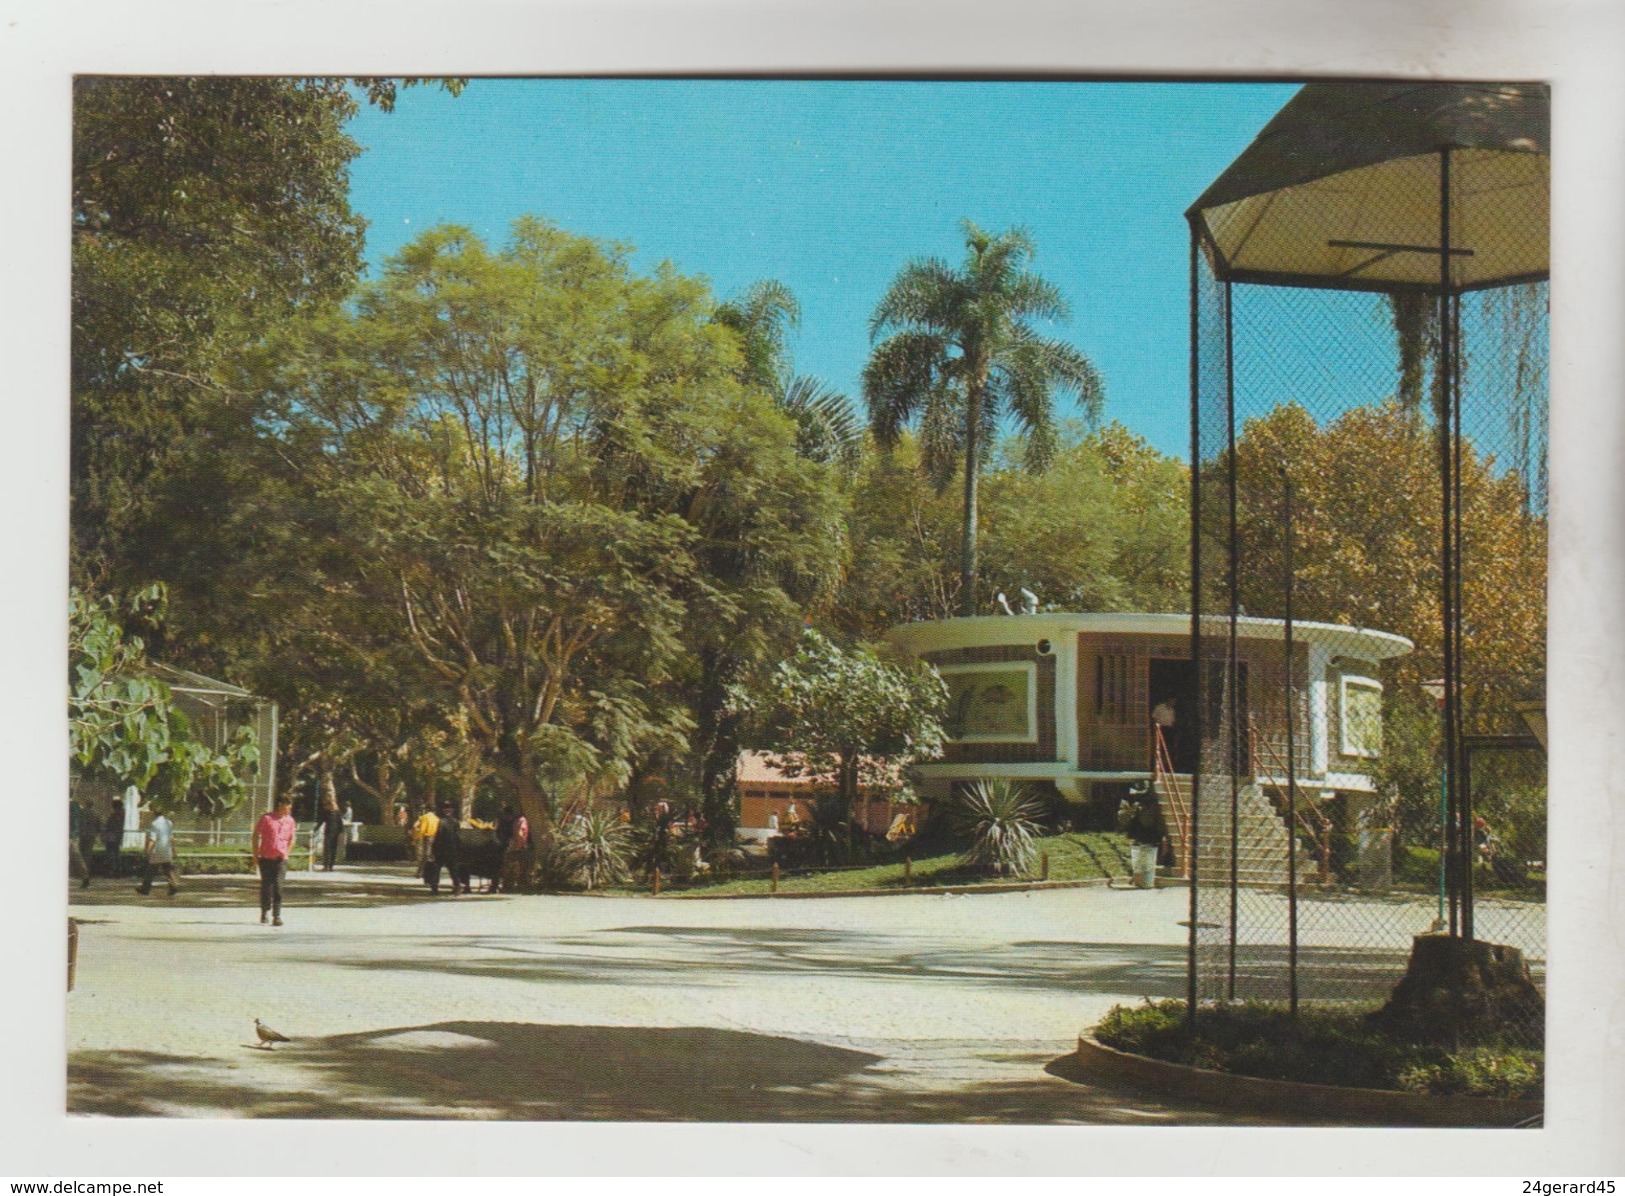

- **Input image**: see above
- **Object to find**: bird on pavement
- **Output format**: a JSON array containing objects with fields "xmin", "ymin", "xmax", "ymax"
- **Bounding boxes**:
[{"xmin": 254, "ymin": 1018, "xmax": 292, "ymax": 1050}]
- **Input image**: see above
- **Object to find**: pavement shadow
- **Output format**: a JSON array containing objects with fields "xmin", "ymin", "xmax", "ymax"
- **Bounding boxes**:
[
  {"xmin": 69, "ymin": 875, "xmax": 443, "ymax": 912},
  {"xmin": 68, "ymin": 1022, "xmax": 1267, "ymax": 1123},
  {"xmin": 302, "ymin": 932, "xmax": 1194, "ymax": 998},
  {"xmin": 302, "ymin": 928, "xmax": 1419, "ymax": 1004},
  {"xmin": 72, "ymin": 1021, "xmax": 881, "ymax": 1120}
]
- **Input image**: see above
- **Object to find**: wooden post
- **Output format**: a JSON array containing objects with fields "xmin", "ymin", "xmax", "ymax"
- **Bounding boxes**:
[
  {"xmin": 903, "ymin": 857, "xmax": 912, "ymax": 887},
  {"xmin": 1041, "ymin": 851, "xmax": 1050, "ymax": 882},
  {"xmin": 651, "ymin": 869, "xmax": 661, "ymax": 896},
  {"xmin": 770, "ymin": 863, "xmax": 780, "ymax": 894}
]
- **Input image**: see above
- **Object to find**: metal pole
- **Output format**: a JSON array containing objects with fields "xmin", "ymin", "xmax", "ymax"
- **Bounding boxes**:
[
  {"xmin": 1438, "ymin": 754, "xmax": 1448, "ymax": 932},
  {"xmin": 1438, "ymin": 145, "xmax": 1462, "ymax": 940},
  {"xmin": 1452, "ymin": 290, "xmax": 1474, "ymax": 944},
  {"xmin": 1461, "ymin": 740, "xmax": 1475, "ymax": 941},
  {"xmin": 264, "ymin": 702, "xmax": 279, "ymax": 815},
  {"xmin": 1284, "ymin": 473, "xmax": 1299, "ymax": 1017},
  {"xmin": 1225, "ymin": 278, "xmax": 1240, "ymax": 1001},
  {"xmin": 1186, "ymin": 224, "xmax": 1203, "ymax": 1025}
]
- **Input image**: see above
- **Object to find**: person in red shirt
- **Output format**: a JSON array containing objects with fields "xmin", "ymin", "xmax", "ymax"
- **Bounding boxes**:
[{"xmin": 253, "ymin": 797, "xmax": 298, "ymax": 926}]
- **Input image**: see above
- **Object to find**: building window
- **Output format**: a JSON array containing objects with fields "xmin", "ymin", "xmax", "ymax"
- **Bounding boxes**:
[
  {"xmin": 1095, "ymin": 654, "xmax": 1130, "ymax": 724},
  {"xmin": 941, "ymin": 662, "xmax": 1038, "ymax": 743},
  {"xmin": 1341, "ymin": 676, "xmax": 1383, "ymax": 758}
]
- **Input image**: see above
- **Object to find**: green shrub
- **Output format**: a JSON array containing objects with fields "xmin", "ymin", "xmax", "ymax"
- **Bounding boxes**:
[
  {"xmin": 1396, "ymin": 844, "xmax": 1441, "ymax": 885},
  {"xmin": 953, "ymin": 779, "xmax": 1044, "ymax": 876},
  {"xmin": 1093, "ymin": 999, "xmax": 1541, "ymax": 1101},
  {"xmin": 559, "ymin": 807, "xmax": 631, "ymax": 890},
  {"xmin": 1397, "ymin": 1046, "xmax": 1543, "ymax": 1099}
]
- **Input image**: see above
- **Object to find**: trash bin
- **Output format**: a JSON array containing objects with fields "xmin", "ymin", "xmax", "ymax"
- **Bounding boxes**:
[{"xmin": 1130, "ymin": 843, "xmax": 1158, "ymax": 889}]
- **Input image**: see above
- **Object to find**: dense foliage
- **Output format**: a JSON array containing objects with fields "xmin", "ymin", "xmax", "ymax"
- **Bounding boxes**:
[
  {"xmin": 70, "ymin": 584, "xmax": 259, "ymax": 816},
  {"xmin": 67, "ymin": 80, "xmax": 1542, "ymax": 867},
  {"xmin": 72, "ymin": 76, "xmax": 461, "ymax": 589},
  {"xmin": 753, "ymin": 630, "xmax": 948, "ymax": 840},
  {"xmin": 1215, "ymin": 399, "xmax": 1547, "ymax": 851},
  {"xmin": 1095, "ymin": 999, "xmax": 1542, "ymax": 1101}
]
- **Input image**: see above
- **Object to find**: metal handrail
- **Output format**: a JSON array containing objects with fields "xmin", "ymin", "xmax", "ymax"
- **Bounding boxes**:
[
  {"xmin": 1247, "ymin": 716, "xmax": 1334, "ymax": 881},
  {"xmin": 1152, "ymin": 723, "xmax": 1192, "ymax": 877}
]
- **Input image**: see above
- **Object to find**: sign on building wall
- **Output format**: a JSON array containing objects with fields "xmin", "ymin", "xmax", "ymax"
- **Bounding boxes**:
[{"xmin": 942, "ymin": 663, "xmax": 1037, "ymax": 742}]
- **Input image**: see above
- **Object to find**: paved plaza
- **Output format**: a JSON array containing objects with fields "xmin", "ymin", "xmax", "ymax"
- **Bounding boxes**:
[{"xmin": 65, "ymin": 868, "xmax": 1538, "ymax": 1123}]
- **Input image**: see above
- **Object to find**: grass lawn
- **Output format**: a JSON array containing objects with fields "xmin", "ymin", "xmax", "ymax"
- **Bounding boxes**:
[{"xmin": 659, "ymin": 831, "xmax": 1134, "ymax": 898}]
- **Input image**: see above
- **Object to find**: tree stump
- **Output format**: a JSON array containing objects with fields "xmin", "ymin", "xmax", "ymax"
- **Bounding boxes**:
[{"xmin": 1370, "ymin": 934, "xmax": 1544, "ymax": 1045}]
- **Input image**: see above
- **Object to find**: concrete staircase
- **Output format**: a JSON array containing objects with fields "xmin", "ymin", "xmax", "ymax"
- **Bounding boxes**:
[{"xmin": 1158, "ymin": 774, "xmax": 1295, "ymax": 887}]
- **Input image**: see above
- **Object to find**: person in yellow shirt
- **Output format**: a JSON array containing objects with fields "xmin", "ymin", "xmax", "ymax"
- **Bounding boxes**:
[{"xmin": 410, "ymin": 806, "xmax": 440, "ymax": 878}]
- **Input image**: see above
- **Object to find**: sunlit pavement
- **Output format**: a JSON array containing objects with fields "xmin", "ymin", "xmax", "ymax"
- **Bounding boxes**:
[{"xmin": 69, "ymin": 869, "xmax": 1283, "ymax": 1122}]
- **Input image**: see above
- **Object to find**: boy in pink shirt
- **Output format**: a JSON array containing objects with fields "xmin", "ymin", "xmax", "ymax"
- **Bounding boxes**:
[{"xmin": 253, "ymin": 797, "xmax": 297, "ymax": 926}]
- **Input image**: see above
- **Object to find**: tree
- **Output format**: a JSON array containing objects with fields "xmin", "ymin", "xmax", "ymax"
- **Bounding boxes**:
[
  {"xmin": 72, "ymin": 75, "xmax": 461, "ymax": 588},
  {"xmin": 864, "ymin": 221, "xmax": 1103, "ymax": 616},
  {"xmin": 978, "ymin": 422, "xmax": 1187, "ymax": 615},
  {"xmin": 715, "ymin": 279, "xmax": 865, "ymax": 468},
  {"xmin": 835, "ymin": 423, "xmax": 1187, "ymax": 638},
  {"xmin": 251, "ymin": 219, "xmax": 845, "ymax": 839},
  {"xmin": 1221, "ymin": 400, "xmax": 1546, "ymax": 846},
  {"xmin": 754, "ymin": 630, "xmax": 947, "ymax": 838},
  {"xmin": 70, "ymin": 584, "xmax": 259, "ymax": 816}
]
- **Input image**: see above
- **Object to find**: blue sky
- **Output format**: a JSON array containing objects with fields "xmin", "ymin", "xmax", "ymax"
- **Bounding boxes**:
[{"xmin": 346, "ymin": 79, "xmax": 1300, "ymax": 460}]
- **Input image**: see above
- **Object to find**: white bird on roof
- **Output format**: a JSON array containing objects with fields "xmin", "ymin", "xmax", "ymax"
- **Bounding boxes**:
[
  {"xmin": 254, "ymin": 1018, "xmax": 292, "ymax": 1050},
  {"xmin": 994, "ymin": 592, "xmax": 1014, "ymax": 616},
  {"xmin": 1020, "ymin": 587, "xmax": 1039, "ymax": 615}
]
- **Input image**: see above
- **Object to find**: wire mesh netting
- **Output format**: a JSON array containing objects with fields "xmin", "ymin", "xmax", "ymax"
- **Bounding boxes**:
[{"xmin": 1187, "ymin": 103, "xmax": 1547, "ymax": 1049}]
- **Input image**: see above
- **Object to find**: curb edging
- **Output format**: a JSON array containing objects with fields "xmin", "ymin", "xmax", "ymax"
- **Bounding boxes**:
[
  {"xmin": 668, "ymin": 875, "xmax": 1127, "ymax": 900},
  {"xmin": 1074, "ymin": 1034, "xmax": 1542, "ymax": 1127}
]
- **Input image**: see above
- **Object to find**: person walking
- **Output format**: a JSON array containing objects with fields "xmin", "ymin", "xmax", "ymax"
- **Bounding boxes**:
[
  {"xmin": 427, "ymin": 802, "xmax": 467, "ymax": 895},
  {"xmin": 100, "ymin": 799, "xmax": 126, "ymax": 878},
  {"xmin": 139, "ymin": 809, "xmax": 179, "ymax": 896},
  {"xmin": 253, "ymin": 797, "xmax": 298, "ymax": 926},
  {"xmin": 70, "ymin": 797, "xmax": 93, "ymax": 888},
  {"xmin": 312, "ymin": 795, "xmax": 346, "ymax": 872},
  {"xmin": 411, "ymin": 805, "xmax": 440, "ymax": 879}
]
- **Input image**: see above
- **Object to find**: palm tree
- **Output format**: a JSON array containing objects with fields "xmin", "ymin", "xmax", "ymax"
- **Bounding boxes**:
[
  {"xmin": 863, "ymin": 221, "xmax": 1102, "ymax": 616},
  {"xmin": 714, "ymin": 280, "xmax": 865, "ymax": 469}
]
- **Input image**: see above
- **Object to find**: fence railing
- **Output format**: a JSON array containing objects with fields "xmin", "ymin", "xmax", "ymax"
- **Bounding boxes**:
[
  {"xmin": 1152, "ymin": 724, "xmax": 1192, "ymax": 877},
  {"xmin": 163, "ymin": 828, "xmax": 323, "ymax": 870}
]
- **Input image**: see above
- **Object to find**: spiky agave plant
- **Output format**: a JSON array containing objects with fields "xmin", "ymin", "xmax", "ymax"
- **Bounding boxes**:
[
  {"xmin": 953, "ymin": 778, "xmax": 1045, "ymax": 876},
  {"xmin": 561, "ymin": 806, "xmax": 631, "ymax": 890}
]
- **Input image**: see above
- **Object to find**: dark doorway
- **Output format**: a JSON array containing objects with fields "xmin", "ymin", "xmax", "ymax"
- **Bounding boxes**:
[
  {"xmin": 1201, "ymin": 659, "xmax": 1251, "ymax": 775},
  {"xmin": 1148, "ymin": 658, "xmax": 1199, "ymax": 773}
]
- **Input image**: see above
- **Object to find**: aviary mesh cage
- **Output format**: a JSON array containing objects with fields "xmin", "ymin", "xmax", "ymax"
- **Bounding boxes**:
[{"xmin": 1185, "ymin": 83, "xmax": 1548, "ymax": 1046}]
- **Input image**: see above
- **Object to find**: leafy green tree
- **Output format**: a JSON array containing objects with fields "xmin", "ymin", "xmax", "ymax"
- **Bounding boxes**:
[
  {"xmin": 753, "ymin": 630, "xmax": 947, "ymax": 836},
  {"xmin": 74, "ymin": 78, "xmax": 426, "ymax": 584},
  {"xmin": 252, "ymin": 220, "xmax": 844, "ymax": 838},
  {"xmin": 836, "ymin": 423, "xmax": 1187, "ymax": 637},
  {"xmin": 864, "ymin": 221, "xmax": 1103, "ymax": 616},
  {"xmin": 980, "ymin": 422, "xmax": 1188, "ymax": 615},
  {"xmin": 70, "ymin": 584, "xmax": 259, "ymax": 816},
  {"xmin": 683, "ymin": 279, "xmax": 861, "ymax": 839}
]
